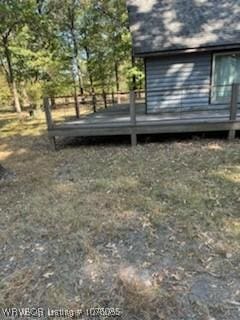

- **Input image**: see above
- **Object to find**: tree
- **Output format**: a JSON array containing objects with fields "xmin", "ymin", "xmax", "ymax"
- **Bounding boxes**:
[
  {"xmin": 0, "ymin": 68, "xmax": 11, "ymax": 107},
  {"xmin": 47, "ymin": 0, "xmax": 84, "ymax": 95},
  {"xmin": 79, "ymin": 0, "xmax": 132, "ymax": 98},
  {"xmin": 0, "ymin": 0, "xmax": 141, "ymax": 115},
  {"xmin": 0, "ymin": 0, "xmax": 37, "ymax": 113}
]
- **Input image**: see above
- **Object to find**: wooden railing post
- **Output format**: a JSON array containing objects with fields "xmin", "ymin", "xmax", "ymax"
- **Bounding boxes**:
[
  {"xmin": 228, "ymin": 83, "xmax": 239, "ymax": 140},
  {"xmin": 130, "ymin": 90, "xmax": 137, "ymax": 146},
  {"xmin": 44, "ymin": 97, "xmax": 56, "ymax": 150}
]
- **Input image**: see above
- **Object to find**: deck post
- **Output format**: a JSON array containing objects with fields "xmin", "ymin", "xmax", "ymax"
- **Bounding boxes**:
[
  {"xmin": 228, "ymin": 83, "xmax": 239, "ymax": 140},
  {"xmin": 43, "ymin": 97, "xmax": 56, "ymax": 150},
  {"xmin": 130, "ymin": 90, "xmax": 137, "ymax": 146},
  {"xmin": 44, "ymin": 97, "xmax": 53, "ymax": 129}
]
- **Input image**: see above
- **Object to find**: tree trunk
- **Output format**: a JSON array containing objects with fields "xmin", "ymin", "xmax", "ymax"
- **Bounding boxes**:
[
  {"xmin": 92, "ymin": 93, "xmax": 96, "ymax": 113},
  {"xmin": 71, "ymin": 60, "xmax": 80, "ymax": 118},
  {"xmin": 70, "ymin": 18, "xmax": 84, "ymax": 95},
  {"xmin": 3, "ymin": 41, "xmax": 21, "ymax": 113},
  {"xmin": 12, "ymin": 80, "xmax": 21, "ymax": 113},
  {"xmin": 102, "ymin": 88, "xmax": 107, "ymax": 109},
  {"xmin": 22, "ymin": 85, "xmax": 30, "ymax": 107},
  {"xmin": 131, "ymin": 53, "xmax": 137, "ymax": 91},
  {"xmin": 115, "ymin": 62, "xmax": 120, "ymax": 92},
  {"xmin": 111, "ymin": 91, "xmax": 115, "ymax": 105},
  {"xmin": 85, "ymin": 46, "xmax": 96, "ymax": 112},
  {"xmin": 90, "ymin": 79, "xmax": 96, "ymax": 112},
  {"xmin": 115, "ymin": 62, "xmax": 121, "ymax": 104},
  {"xmin": 73, "ymin": 84, "xmax": 80, "ymax": 119},
  {"xmin": 50, "ymin": 96, "xmax": 56, "ymax": 109},
  {"xmin": 73, "ymin": 41, "xmax": 83, "ymax": 95}
]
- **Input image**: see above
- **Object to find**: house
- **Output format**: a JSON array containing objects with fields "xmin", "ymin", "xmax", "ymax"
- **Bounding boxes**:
[
  {"xmin": 126, "ymin": 0, "xmax": 240, "ymax": 114},
  {"xmin": 45, "ymin": 0, "xmax": 240, "ymax": 149}
]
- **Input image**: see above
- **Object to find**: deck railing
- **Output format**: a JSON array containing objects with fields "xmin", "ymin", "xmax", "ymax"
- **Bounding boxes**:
[
  {"xmin": 129, "ymin": 83, "xmax": 239, "ymax": 143},
  {"xmin": 44, "ymin": 90, "xmax": 144, "ymax": 125},
  {"xmin": 44, "ymin": 83, "xmax": 239, "ymax": 149}
]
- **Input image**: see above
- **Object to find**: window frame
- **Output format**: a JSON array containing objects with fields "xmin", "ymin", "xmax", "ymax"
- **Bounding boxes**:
[{"xmin": 211, "ymin": 51, "xmax": 240, "ymax": 105}]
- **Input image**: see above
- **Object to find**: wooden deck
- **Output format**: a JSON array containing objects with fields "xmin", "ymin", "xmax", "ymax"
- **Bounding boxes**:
[{"xmin": 44, "ymin": 89, "xmax": 240, "ymax": 148}]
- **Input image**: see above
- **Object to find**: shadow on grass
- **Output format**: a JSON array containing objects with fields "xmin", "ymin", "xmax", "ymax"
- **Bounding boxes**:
[{"xmin": 57, "ymin": 130, "xmax": 239, "ymax": 150}]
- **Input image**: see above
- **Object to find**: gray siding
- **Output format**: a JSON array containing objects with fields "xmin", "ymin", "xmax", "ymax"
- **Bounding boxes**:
[{"xmin": 146, "ymin": 53, "xmax": 212, "ymax": 113}]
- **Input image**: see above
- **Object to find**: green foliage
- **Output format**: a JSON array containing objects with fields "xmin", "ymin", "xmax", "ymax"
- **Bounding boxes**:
[
  {"xmin": 0, "ymin": 0, "xmax": 144, "ymax": 112},
  {"xmin": 79, "ymin": 0, "xmax": 132, "ymax": 92},
  {"xmin": 25, "ymin": 82, "xmax": 43, "ymax": 108},
  {"xmin": 126, "ymin": 65, "xmax": 145, "ymax": 90},
  {"xmin": 43, "ymin": 77, "xmax": 74, "ymax": 97}
]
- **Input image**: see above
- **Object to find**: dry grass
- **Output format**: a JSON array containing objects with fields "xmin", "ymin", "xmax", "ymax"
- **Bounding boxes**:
[{"xmin": 0, "ymin": 109, "xmax": 240, "ymax": 319}]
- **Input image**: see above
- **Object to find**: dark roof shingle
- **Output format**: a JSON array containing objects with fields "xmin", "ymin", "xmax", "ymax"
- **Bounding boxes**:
[{"xmin": 127, "ymin": 0, "xmax": 240, "ymax": 55}]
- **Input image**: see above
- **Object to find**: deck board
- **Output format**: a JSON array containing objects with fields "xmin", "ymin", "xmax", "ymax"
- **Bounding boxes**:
[{"xmin": 54, "ymin": 103, "xmax": 239, "ymax": 127}]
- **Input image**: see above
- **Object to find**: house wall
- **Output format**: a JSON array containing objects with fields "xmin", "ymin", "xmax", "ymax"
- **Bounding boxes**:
[{"xmin": 146, "ymin": 53, "xmax": 213, "ymax": 113}]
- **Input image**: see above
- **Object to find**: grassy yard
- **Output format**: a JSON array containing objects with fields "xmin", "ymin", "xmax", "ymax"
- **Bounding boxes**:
[{"xmin": 0, "ymin": 109, "xmax": 240, "ymax": 320}]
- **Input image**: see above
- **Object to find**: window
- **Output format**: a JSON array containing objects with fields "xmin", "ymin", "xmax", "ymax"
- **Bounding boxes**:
[{"xmin": 212, "ymin": 52, "xmax": 240, "ymax": 103}]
